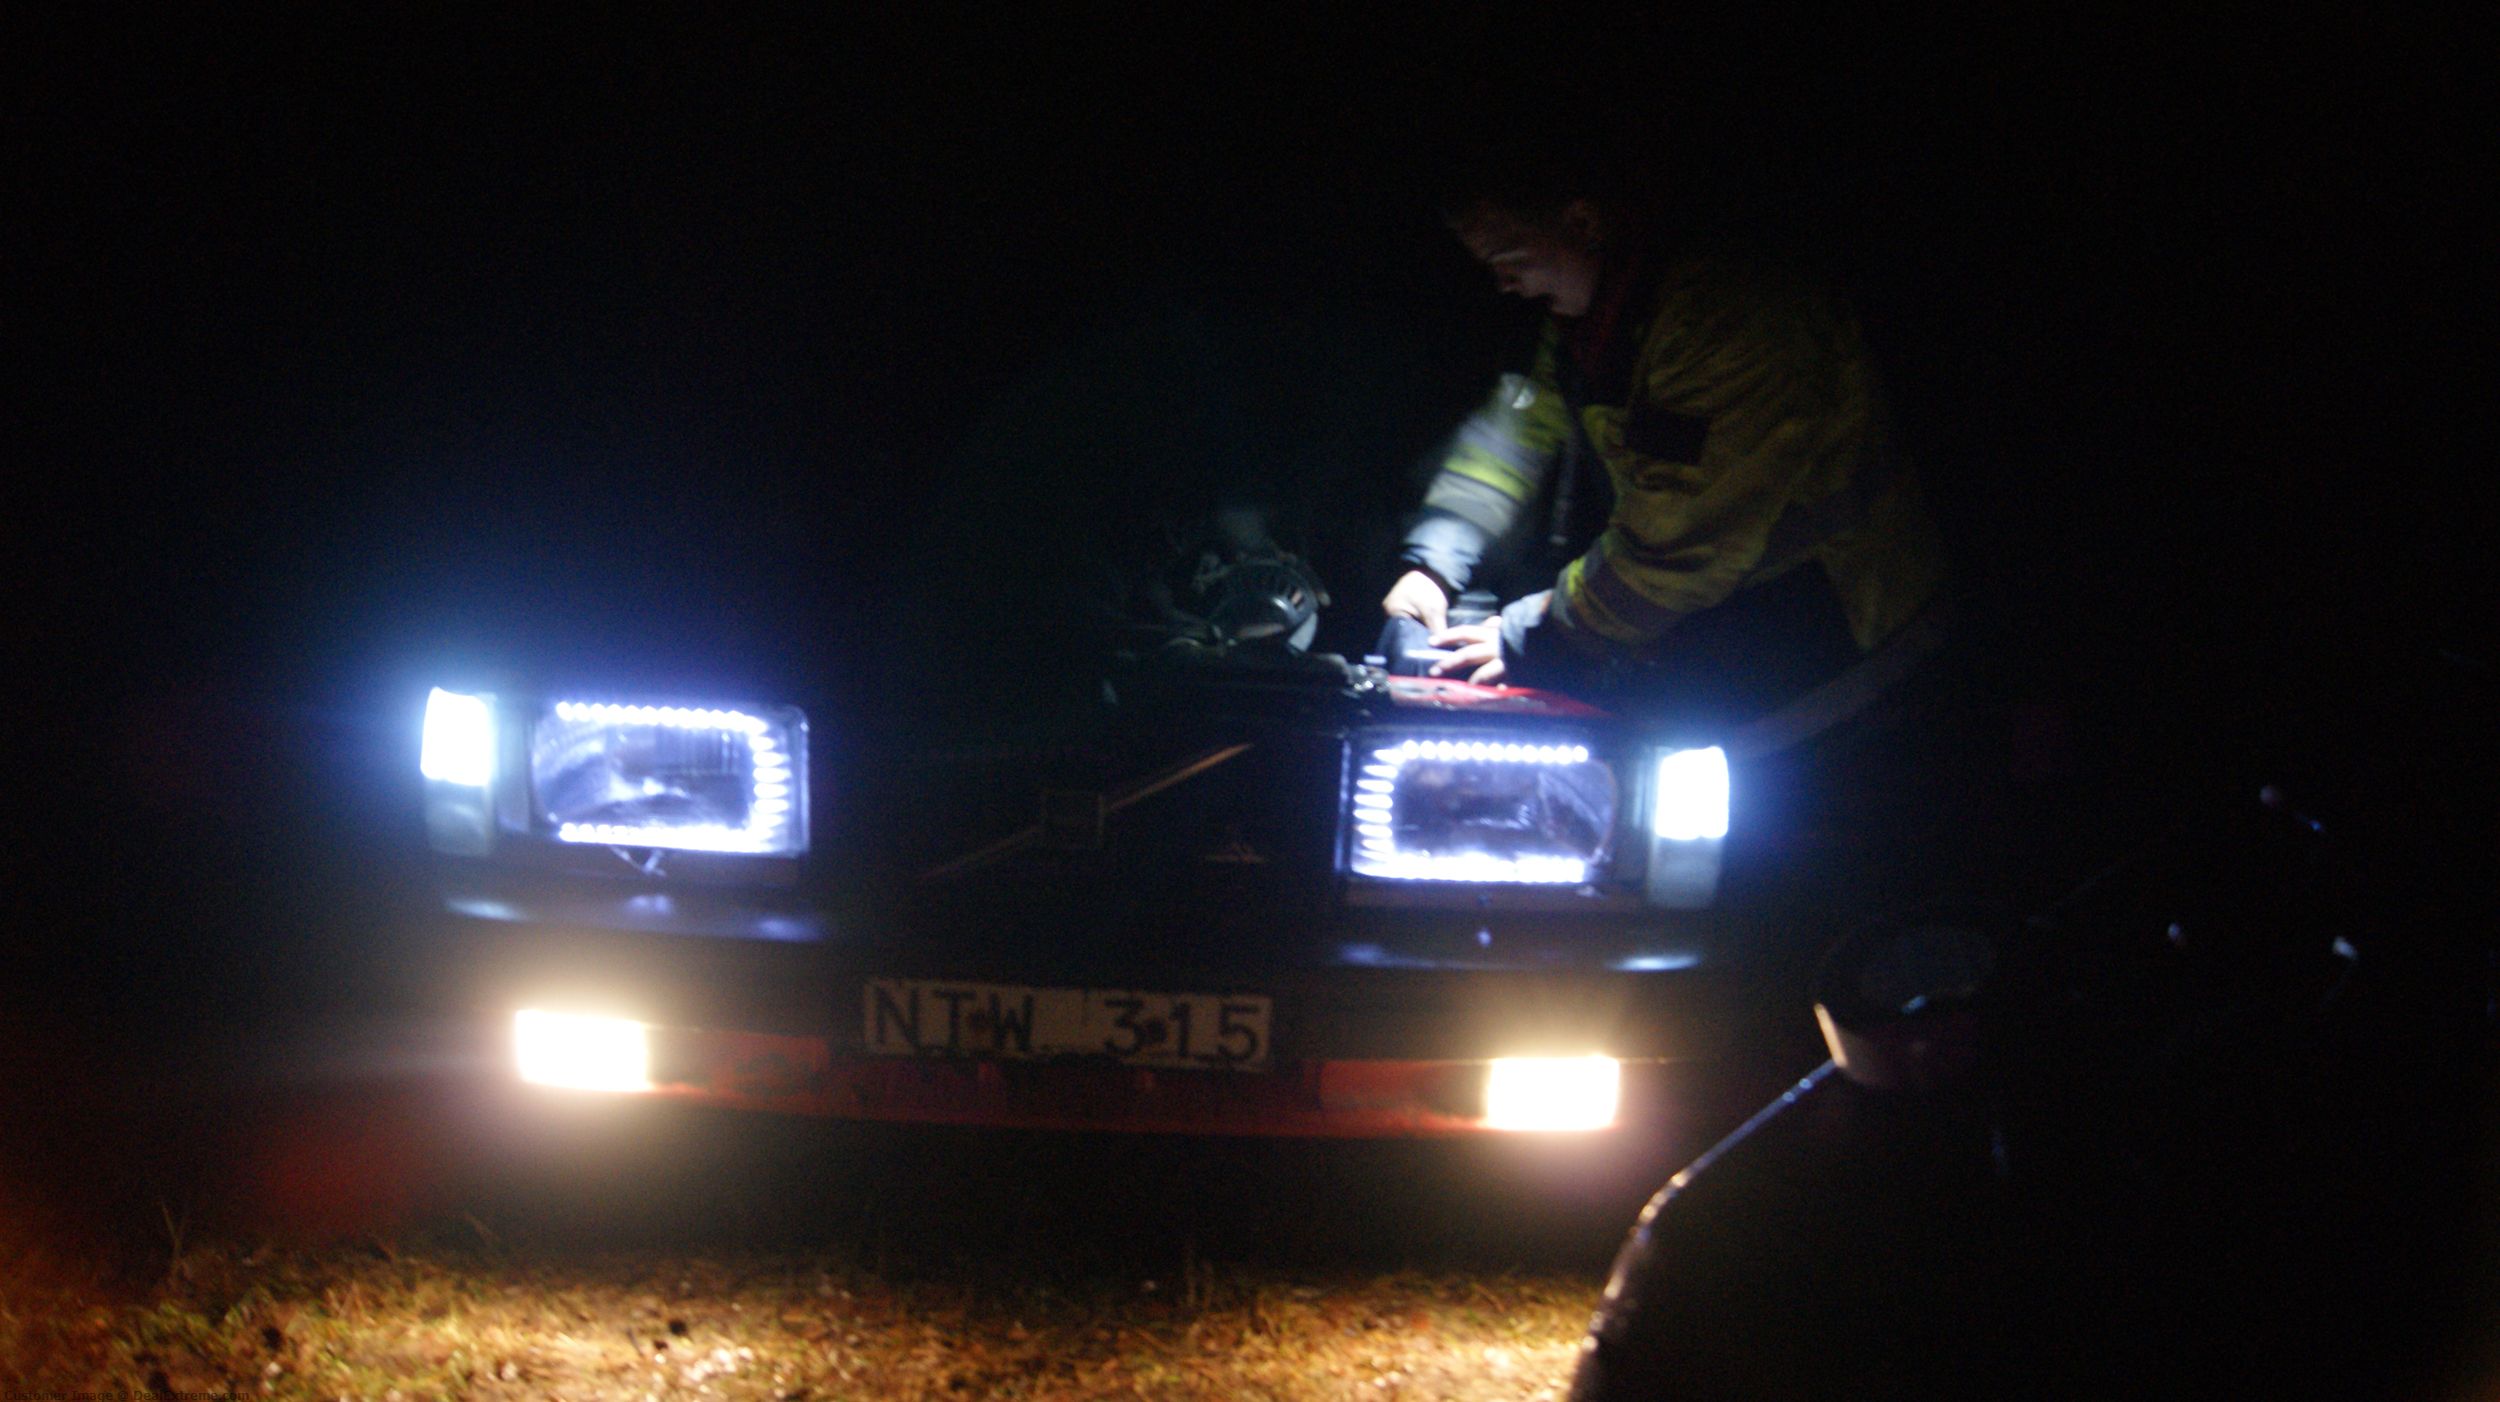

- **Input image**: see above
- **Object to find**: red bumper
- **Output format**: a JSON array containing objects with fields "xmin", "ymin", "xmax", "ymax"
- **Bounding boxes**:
[{"xmin": 627, "ymin": 1025, "xmax": 1606, "ymax": 1137}]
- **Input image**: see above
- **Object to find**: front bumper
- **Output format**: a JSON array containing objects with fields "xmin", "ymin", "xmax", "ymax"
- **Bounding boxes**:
[
  {"xmin": 446, "ymin": 919, "xmax": 1799, "ymax": 1140},
  {"xmin": 616, "ymin": 1024, "xmax": 1646, "ymax": 1136},
  {"xmin": 425, "ymin": 798, "xmax": 1822, "ymax": 1135}
]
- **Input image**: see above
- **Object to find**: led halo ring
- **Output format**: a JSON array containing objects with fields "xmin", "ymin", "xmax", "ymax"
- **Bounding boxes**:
[
  {"xmin": 535, "ymin": 698, "xmax": 805, "ymax": 856},
  {"xmin": 1349, "ymin": 733, "xmax": 1612, "ymax": 885}
]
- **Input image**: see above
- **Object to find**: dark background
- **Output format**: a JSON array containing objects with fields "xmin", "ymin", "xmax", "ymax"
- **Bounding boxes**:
[
  {"xmin": 9, "ymin": 6, "xmax": 2488, "ymax": 1023},
  {"xmin": 4, "ymin": 18, "xmax": 2493, "ymax": 1389}
]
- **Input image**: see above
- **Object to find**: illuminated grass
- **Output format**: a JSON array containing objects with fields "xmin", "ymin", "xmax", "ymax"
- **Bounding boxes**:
[{"xmin": 0, "ymin": 1240, "xmax": 1594, "ymax": 1400}]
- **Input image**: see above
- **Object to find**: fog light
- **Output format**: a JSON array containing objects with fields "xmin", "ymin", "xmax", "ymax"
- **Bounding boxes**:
[
  {"xmin": 1484, "ymin": 1055, "xmax": 1621, "ymax": 1131},
  {"xmin": 514, "ymin": 1009, "xmax": 651, "ymax": 1093}
]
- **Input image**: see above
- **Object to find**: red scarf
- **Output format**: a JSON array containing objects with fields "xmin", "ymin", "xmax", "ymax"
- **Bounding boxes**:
[{"xmin": 1561, "ymin": 248, "xmax": 1654, "ymax": 403}]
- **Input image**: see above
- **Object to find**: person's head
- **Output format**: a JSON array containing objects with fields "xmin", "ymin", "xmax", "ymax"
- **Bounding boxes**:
[
  {"xmin": 1434, "ymin": 138, "xmax": 1635, "ymax": 318},
  {"xmin": 1446, "ymin": 197, "xmax": 1611, "ymax": 317}
]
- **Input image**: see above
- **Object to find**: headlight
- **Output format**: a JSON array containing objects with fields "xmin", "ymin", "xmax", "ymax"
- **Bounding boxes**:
[
  {"xmin": 533, "ymin": 700, "xmax": 807, "ymax": 856},
  {"xmin": 420, "ymin": 688, "xmax": 496, "ymax": 786},
  {"xmin": 422, "ymin": 687, "xmax": 498, "ymax": 856},
  {"xmin": 421, "ymin": 688, "xmax": 810, "ymax": 858},
  {"xmin": 1345, "ymin": 733, "xmax": 1616, "ymax": 884},
  {"xmin": 1644, "ymin": 745, "xmax": 1728, "ymax": 908}
]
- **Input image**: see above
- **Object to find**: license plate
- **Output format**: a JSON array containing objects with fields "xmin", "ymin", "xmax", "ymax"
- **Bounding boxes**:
[{"xmin": 864, "ymin": 979, "xmax": 1272, "ymax": 1070}]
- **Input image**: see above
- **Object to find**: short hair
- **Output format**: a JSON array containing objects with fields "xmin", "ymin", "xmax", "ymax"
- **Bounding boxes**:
[{"xmin": 1432, "ymin": 134, "xmax": 1628, "ymax": 225}]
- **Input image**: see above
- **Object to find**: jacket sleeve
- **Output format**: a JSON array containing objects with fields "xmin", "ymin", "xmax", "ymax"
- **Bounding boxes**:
[
  {"xmin": 1399, "ymin": 326, "xmax": 1577, "ymax": 595},
  {"xmin": 1537, "ymin": 270, "xmax": 1865, "ymax": 656}
]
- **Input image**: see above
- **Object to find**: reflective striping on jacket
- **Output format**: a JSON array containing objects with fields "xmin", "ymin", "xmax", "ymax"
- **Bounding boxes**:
[
  {"xmin": 1421, "ymin": 468, "xmax": 1529, "ymax": 540},
  {"xmin": 1402, "ymin": 349, "xmax": 1584, "ymax": 593},
  {"xmin": 1406, "ymin": 253, "xmax": 1944, "ymax": 663},
  {"xmin": 1439, "ymin": 441, "xmax": 1537, "ymax": 504},
  {"xmin": 1563, "ymin": 546, "xmax": 1689, "ymax": 637}
]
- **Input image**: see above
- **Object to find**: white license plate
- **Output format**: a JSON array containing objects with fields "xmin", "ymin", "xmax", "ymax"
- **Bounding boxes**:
[{"xmin": 864, "ymin": 979, "xmax": 1272, "ymax": 1070}]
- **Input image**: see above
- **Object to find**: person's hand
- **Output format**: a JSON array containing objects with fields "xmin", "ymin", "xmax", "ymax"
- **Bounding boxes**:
[
  {"xmin": 1381, "ymin": 570, "xmax": 1451, "ymax": 633},
  {"xmin": 1427, "ymin": 621, "xmax": 1507, "ymax": 685}
]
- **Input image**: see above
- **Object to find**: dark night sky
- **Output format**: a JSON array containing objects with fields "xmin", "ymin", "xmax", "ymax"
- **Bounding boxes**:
[{"xmin": 12, "ymin": 5, "xmax": 2488, "ymax": 784}]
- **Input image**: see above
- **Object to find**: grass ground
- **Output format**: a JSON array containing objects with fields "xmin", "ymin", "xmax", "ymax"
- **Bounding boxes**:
[
  {"xmin": 0, "ymin": 1009, "xmax": 1620, "ymax": 1401},
  {"xmin": 1, "ymin": 1234, "xmax": 1593, "ymax": 1400}
]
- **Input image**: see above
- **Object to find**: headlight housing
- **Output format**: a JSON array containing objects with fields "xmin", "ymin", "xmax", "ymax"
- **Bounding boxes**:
[
  {"xmin": 422, "ymin": 687, "xmax": 810, "ymax": 862},
  {"xmin": 533, "ymin": 700, "xmax": 806, "ymax": 856},
  {"xmin": 1338, "ymin": 728, "xmax": 1728, "ymax": 907},
  {"xmin": 1345, "ymin": 734, "xmax": 1618, "ymax": 885}
]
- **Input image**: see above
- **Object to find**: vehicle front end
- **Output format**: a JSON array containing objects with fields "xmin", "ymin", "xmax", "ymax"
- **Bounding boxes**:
[{"xmin": 415, "ymin": 654, "xmax": 1812, "ymax": 1145}]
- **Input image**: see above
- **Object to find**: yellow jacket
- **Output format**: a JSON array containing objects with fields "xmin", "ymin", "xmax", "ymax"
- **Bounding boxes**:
[{"xmin": 1402, "ymin": 254, "xmax": 1945, "ymax": 676}]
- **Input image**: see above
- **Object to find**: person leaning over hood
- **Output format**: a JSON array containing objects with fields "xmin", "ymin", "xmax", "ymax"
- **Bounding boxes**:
[{"xmin": 1385, "ymin": 156, "xmax": 1946, "ymax": 734}]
